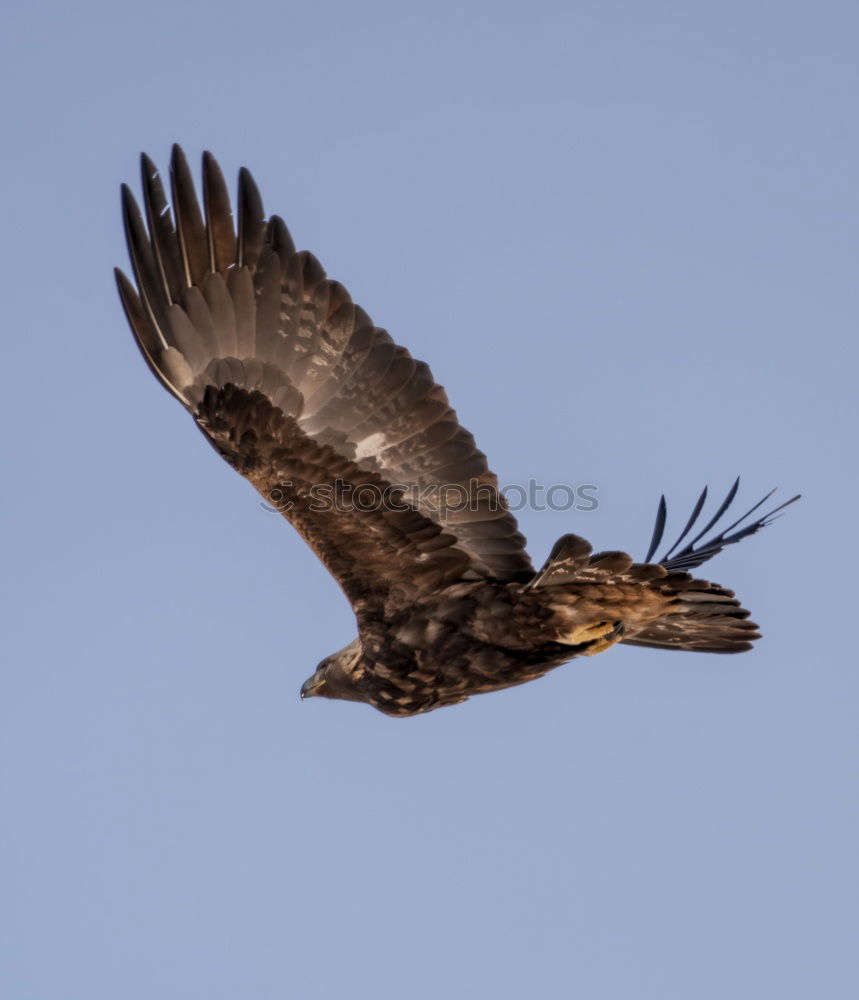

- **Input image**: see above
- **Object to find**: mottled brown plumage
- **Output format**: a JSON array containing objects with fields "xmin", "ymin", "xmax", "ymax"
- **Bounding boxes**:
[{"xmin": 116, "ymin": 147, "xmax": 798, "ymax": 716}]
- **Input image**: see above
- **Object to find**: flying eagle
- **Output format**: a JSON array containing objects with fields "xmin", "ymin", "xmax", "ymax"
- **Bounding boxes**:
[{"xmin": 116, "ymin": 147, "xmax": 797, "ymax": 717}]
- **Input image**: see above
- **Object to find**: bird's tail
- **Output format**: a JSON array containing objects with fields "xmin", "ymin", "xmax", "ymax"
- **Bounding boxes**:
[{"xmin": 621, "ymin": 575, "xmax": 761, "ymax": 653}]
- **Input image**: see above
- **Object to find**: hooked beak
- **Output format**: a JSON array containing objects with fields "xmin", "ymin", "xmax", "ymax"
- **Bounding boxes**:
[{"xmin": 300, "ymin": 676, "xmax": 326, "ymax": 700}]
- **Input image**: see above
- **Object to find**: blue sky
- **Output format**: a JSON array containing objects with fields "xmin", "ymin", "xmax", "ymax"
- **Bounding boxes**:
[{"xmin": 2, "ymin": 1, "xmax": 857, "ymax": 997}]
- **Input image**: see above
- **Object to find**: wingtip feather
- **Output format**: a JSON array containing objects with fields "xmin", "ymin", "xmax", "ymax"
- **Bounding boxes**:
[{"xmin": 648, "ymin": 480, "xmax": 799, "ymax": 572}]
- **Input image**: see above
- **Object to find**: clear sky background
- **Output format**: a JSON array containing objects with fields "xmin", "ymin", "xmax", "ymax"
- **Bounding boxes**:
[{"xmin": 2, "ymin": 2, "xmax": 857, "ymax": 997}]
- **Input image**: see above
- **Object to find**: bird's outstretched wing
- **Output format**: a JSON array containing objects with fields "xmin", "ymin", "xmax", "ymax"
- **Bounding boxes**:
[{"xmin": 116, "ymin": 147, "xmax": 533, "ymax": 613}]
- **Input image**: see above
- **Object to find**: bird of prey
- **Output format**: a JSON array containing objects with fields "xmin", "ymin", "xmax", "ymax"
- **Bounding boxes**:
[{"xmin": 116, "ymin": 147, "xmax": 797, "ymax": 717}]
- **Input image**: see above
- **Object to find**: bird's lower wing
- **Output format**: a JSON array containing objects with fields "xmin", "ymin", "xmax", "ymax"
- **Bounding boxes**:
[{"xmin": 195, "ymin": 379, "xmax": 475, "ymax": 612}]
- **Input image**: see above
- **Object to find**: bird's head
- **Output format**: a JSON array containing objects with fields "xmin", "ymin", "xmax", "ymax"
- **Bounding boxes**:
[{"xmin": 300, "ymin": 637, "xmax": 366, "ymax": 704}]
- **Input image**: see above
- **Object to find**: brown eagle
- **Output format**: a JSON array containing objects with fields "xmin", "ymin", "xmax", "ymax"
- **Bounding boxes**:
[{"xmin": 116, "ymin": 147, "xmax": 797, "ymax": 717}]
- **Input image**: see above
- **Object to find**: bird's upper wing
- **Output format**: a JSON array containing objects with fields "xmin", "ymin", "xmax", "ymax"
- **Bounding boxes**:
[{"xmin": 116, "ymin": 147, "xmax": 534, "ymax": 613}]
